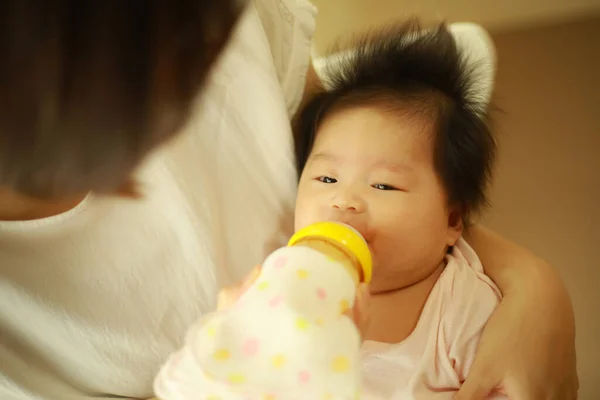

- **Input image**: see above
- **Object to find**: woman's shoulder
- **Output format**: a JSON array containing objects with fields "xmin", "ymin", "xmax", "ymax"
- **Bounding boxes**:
[
  {"xmin": 251, "ymin": 0, "xmax": 317, "ymax": 115},
  {"xmin": 253, "ymin": 0, "xmax": 317, "ymax": 47}
]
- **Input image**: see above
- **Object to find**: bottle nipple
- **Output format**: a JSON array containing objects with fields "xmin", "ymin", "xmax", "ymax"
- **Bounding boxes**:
[{"xmin": 288, "ymin": 221, "xmax": 373, "ymax": 284}]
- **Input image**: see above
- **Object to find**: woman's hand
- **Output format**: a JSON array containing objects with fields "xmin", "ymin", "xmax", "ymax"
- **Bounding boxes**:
[
  {"xmin": 457, "ymin": 226, "xmax": 578, "ymax": 399},
  {"xmin": 346, "ymin": 283, "xmax": 371, "ymax": 338},
  {"xmin": 217, "ymin": 266, "xmax": 371, "ymax": 335},
  {"xmin": 216, "ymin": 266, "xmax": 262, "ymax": 311}
]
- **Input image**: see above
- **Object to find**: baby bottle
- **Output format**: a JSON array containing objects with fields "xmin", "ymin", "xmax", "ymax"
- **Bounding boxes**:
[{"xmin": 154, "ymin": 221, "xmax": 372, "ymax": 400}]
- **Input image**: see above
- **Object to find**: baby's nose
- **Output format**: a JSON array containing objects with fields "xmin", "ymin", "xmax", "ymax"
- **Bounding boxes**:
[
  {"xmin": 331, "ymin": 192, "xmax": 365, "ymax": 213},
  {"xmin": 332, "ymin": 201, "xmax": 357, "ymax": 211}
]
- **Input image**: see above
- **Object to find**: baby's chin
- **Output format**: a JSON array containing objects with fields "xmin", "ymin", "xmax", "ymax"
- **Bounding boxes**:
[
  {"xmin": 366, "ymin": 264, "xmax": 407, "ymax": 294},
  {"xmin": 367, "ymin": 279, "xmax": 403, "ymax": 295},
  {"xmin": 368, "ymin": 263, "xmax": 446, "ymax": 294}
]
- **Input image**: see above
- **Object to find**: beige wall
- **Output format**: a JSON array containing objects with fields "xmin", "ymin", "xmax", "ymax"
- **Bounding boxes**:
[
  {"xmin": 310, "ymin": 0, "xmax": 600, "ymax": 53},
  {"xmin": 313, "ymin": 11, "xmax": 600, "ymax": 399},
  {"xmin": 485, "ymin": 18, "xmax": 600, "ymax": 399}
]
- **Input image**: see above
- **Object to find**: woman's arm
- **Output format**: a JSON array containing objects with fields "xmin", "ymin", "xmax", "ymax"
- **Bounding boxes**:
[
  {"xmin": 465, "ymin": 225, "xmax": 573, "ymax": 301},
  {"xmin": 457, "ymin": 225, "xmax": 578, "ymax": 399}
]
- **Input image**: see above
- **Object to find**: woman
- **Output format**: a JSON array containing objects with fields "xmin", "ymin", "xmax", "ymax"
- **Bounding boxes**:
[{"xmin": 0, "ymin": 1, "xmax": 577, "ymax": 399}]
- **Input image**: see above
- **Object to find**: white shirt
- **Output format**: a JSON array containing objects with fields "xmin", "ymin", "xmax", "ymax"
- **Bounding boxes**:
[{"xmin": 0, "ymin": 1, "xmax": 316, "ymax": 399}]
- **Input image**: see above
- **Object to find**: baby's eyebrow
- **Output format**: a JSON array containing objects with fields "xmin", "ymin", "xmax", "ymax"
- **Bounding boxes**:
[
  {"xmin": 310, "ymin": 152, "xmax": 415, "ymax": 175},
  {"xmin": 310, "ymin": 152, "xmax": 338, "ymax": 162},
  {"xmin": 372, "ymin": 161, "xmax": 415, "ymax": 174}
]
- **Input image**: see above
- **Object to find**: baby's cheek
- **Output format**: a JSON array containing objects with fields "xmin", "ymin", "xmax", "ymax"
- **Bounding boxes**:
[
  {"xmin": 368, "ymin": 237, "xmax": 405, "ymax": 278},
  {"xmin": 294, "ymin": 207, "xmax": 313, "ymax": 232},
  {"xmin": 369, "ymin": 222, "xmax": 419, "ymax": 266},
  {"xmin": 293, "ymin": 197, "xmax": 310, "ymax": 230},
  {"xmin": 373, "ymin": 215, "xmax": 414, "ymax": 246}
]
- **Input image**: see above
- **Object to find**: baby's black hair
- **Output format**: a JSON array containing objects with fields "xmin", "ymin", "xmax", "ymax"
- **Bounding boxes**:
[{"xmin": 294, "ymin": 20, "xmax": 496, "ymax": 223}]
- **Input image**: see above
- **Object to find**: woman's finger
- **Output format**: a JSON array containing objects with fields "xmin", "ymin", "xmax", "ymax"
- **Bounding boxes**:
[
  {"xmin": 453, "ymin": 355, "xmax": 500, "ymax": 400},
  {"xmin": 453, "ymin": 377, "xmax": 496, "ymax": 400},
  {"xmin": 216, "ymin": 266, "xmax": 262, "ymax": 311},
  {"xmin": 356, "ymin": 284, "xmax": 371, "ymax": 336},
  {"xmin": 343, "ymin": 284, "xmax": 371, "ymax": 338}
]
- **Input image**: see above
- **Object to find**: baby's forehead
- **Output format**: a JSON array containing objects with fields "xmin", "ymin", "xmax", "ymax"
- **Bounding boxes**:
[
  {"xmin": 328, "ymin": 87, "xmax": 441, "ymax": 117},
  {"xmin": 308, "ymin": 107, "xmax": 437, "ymax": 172},
  {"xmin": 314, "ymin": 105, "xmax": 436, "ymax": 149}
]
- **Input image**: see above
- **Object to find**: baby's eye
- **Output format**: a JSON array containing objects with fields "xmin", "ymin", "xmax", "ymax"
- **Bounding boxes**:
[
  {"xmin": 317, "ymin": 176, "xmax": 337, "ymax": 184},
  {"xmin": 372, "ymin": 183, "xmax": 397, "ymax": 191}
]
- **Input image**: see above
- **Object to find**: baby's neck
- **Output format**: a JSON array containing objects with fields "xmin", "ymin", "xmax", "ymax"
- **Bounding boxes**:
[{"xmin": 364, "ymin": 263, "xmax": 444, "ymax": 344}]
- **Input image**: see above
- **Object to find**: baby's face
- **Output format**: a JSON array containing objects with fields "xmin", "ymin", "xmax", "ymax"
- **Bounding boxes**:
[{"xmin": 295, "ymin": 106, "xmax": 462, "ymax": 293}]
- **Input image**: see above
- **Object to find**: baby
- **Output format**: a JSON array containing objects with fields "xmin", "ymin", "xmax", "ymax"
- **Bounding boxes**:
[
  {"xmin": 155, "ymin": 20, "xmax": 505, "ymax": 400},
  {"xmin": 293, "ymin": 21, "xmax": 505, "ymax": 398}
]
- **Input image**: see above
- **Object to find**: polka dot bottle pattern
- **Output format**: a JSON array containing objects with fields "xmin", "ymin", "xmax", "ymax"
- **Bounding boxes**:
[{"xmin": 155, "ymin": 222, "xmax": 371, "ymax": 400}]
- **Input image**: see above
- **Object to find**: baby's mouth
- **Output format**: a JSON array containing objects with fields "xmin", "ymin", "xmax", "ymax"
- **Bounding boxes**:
[{"xmin": 330, "ymin": 219, "xmax": 370, "ymax": 243}]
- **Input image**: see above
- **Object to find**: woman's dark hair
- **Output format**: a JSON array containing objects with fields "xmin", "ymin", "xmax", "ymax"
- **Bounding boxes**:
[
  {"xmin": 0, "ymin": 0, "xmax": 243, "ymax": 198},
  {"xmin": 294, "ymin": 20, "xmax": 496, "ymax": 222}
]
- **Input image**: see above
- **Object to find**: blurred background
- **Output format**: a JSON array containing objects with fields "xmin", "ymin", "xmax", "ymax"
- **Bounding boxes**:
[{"xmin": 311, "ymin": 1, "xmax": 600, "ymax": 398}]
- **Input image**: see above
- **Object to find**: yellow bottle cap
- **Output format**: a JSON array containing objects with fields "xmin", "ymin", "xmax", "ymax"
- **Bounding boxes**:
[{"xmin": 288, "ymin": 221, "xmax": 373, "ymax": 284}]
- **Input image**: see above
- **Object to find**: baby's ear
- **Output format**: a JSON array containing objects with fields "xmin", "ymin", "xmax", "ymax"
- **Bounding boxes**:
[{"xmin": 446, "ymin": 207, "xmax": 464, "ymax": 247}]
